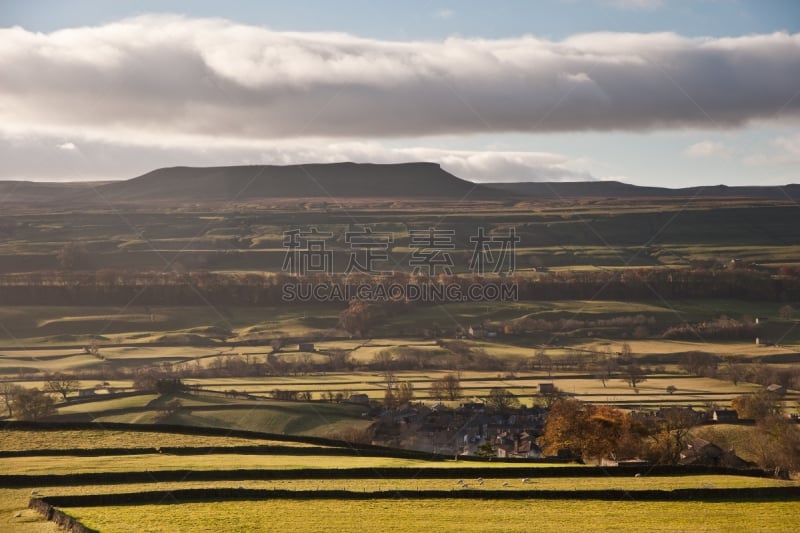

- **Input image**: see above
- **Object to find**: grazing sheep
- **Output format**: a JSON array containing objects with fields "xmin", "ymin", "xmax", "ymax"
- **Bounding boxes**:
[
  {"xmin": 522, "ymin": 478, "xmax": 530, "ymax": 483},
  {"xmin": 502, "ymin": 481, "xmax": 509, "ymax": 487},
  {"xmin": 30, "ymin": 490, "xmax": 38, "ymax": 495},
  {"xmin": 634, "ymin": 473, "xmax": 641, "ymax": 478}
]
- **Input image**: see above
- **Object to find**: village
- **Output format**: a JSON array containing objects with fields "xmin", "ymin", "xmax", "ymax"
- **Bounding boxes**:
[{"xmin": 364, "ymin": 383, "xmax": 783, "ymax": 470}]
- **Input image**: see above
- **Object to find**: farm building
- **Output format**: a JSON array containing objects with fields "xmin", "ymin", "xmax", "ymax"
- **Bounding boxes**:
[
  {"xmin": 494, "ymin": 431, "xmax": 542, "ymax": 459},
  {"xmin": 347, "ymin": 393, "xmax": 370, "ymax": 405},
  {"xmin": 710, "ymin": 409, "xmax": 739, "ymax": 423},
  {"xmin": 766, "ymin": 384, "xmax": 786, "ymax": 395},
  {"xmin": 539, "ymin": 383, "xmax": 556, "ymax": 394},
  {"xmin": 679, "ymin": 438, "xmax": 752, "ymax": 469}
]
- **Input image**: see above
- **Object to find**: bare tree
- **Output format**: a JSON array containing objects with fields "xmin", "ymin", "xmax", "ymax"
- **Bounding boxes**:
[
  {"xmin": 0, "ymin": 382, "xmax": 23, "ymax": 417},
  {"xmin": 485, "ymin": 387, "xmax": 520, "ymax": 411},
  {"xmin": 324, "ymin": 349, "xmax": 351, "ymax": 371},
  {"xmin": 726, "ymin": 359, "xmax": 746, "ymax": 386},
  {"xmin": 429, "ymin": 379, "xmax": 447, "ymax": 401},
  {"xmin": 620, "ymin": 342, "xmax": 633, "ymax": 361},
  {"xmin": 56, "ymin": 241, "xmax": 91, "ymax": 270},
  {"xmin": 156, "ymin": 398, "xmax": 183, "ymax": 422},
  {"xmin": 645, "ymin": 407, "xmax": 701, "ymax": 464},
  {"xmin": 11, "ymin": 388, "xmax": 56, "ymax": 420},
  {"xmin": 538, "ymin": 385, "xmax": 566, "ymax": 408},
  {"xmin": 396, "ymin": 381, "xmax": 414, "ymax": 405},
  {"xmin": 270, "ymin": 338, "xmax": 285, "ymax": 353},
  {"xmin": 429, "ymin": 374, "xmax": 462, "ymax": 401},
  {"xmin": 45, "ymin": 373, "xmax": 79, "ymax": 402},
  {"xmin": 596, "ymin": 349, "xmax": 617, "ymax": 388},
  {"xmin": 534, "ymin": 349, "xmax": 554, "ymax": 376},
  {"xmin": 622, "ymin": 363, "xmax": 647, "ymax": 389},
  {"xmin": 441, "ymin": 373, "xmax": 462, "ymax": 400}
]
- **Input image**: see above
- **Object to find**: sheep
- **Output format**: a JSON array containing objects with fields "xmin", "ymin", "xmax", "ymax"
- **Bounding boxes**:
[{"xmin": 502, "ymin": 481, "xmax": 509, "ymax": 487}]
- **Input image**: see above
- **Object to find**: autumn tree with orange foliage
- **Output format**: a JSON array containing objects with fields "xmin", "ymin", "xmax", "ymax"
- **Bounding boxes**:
[{"xmin": 539, "ymin": 399, "xmax": 641, "ymax": 461}]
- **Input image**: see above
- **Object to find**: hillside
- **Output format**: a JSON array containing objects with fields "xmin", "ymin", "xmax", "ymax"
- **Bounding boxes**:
[
  {"xmin": 487, "ymin": 181, "xmax": 800, "ymax": 200},
  {"xmin": 2, "ymin": 166, "xmax": 800, "ymax": 206},
  {"xmin": 90, "ymin": 162, "xmax": 505, "ymax": 203},
  {"xmin": 0, "ymin": 181, "xmax": 101, "ymax": 205}
]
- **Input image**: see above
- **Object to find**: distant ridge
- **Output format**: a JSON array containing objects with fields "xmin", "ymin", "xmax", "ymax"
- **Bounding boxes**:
[
  {"xmin": 91, "ymin": 162, "xmax": 504, "ymax": 202},
  {"xmin": 1, "ymin": 165, "xmax": 798, "ymax": 205},
  {"xmin": 486, "ymin": 181, "xmax": 800, "ymax": 200}
]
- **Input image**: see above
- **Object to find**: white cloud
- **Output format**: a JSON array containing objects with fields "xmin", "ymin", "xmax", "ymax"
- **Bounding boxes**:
[
  {"xmin": 433, "ymin": 9, "xmax": 454, "ymax": 20},
  {"xmin": 0, "ymin": 132, "xmax": 590, "ymax": 182},
  {"xmin": 685, "ymin": 140, "xmax": 734, "ymax": 158},
  {"xmin": 772, "ymin": 135, "xmax": 800, "ymax": 161},
  {"xmin": 744, "ymin": 134, "xmax": 800, "ymax": 166},
  {"xmin": 0, "ymin": 15, "xmax": 798, "ymax": 148},
  {"xmin": 2, "ymin": 16, "xmax": 799, "ymax": 182}
]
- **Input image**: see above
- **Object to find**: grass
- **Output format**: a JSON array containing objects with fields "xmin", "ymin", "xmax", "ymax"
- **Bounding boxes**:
[
  {"xmin": 61, "ymin": 499, "xmax": 800, "ymax": 533},
  {"xmin": 0, "ymin": 423, "xmax": 797, "ymax": 533},
  {"xmin": 14, "ymin": 476, "xmax": 794, "ymax": 492},
  {"xmin": 0, "ymin": 304, "xmax": 345, "ymax": 347},
  {"xmin": 56, "ymin": 394, "xmax": 159, "ymax": 414},
  {"xmin": 52, "ymin": 400, "xmax": 373, "ymax": 438},
  {"xmin": 4, "ymin": 481, "xmax": 797, "ymax": 533},
  {"xmin": 2, "ymin": 298, "xmax": 797, "ymax": 359},
  {"xmin": 0, "ymin": 454, "xmax": 472, "ymax": 475},
  {"xmin": 0, "ymin": 429, "xmax": 305, "ymax": 451}
]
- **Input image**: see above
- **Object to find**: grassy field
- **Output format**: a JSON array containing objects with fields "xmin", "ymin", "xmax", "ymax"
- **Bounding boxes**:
[
  {"xmin": 62, "ymin": 499, "xmax": 800, "ymax": 533},
  {"xmin": 3, "ymin": 199, "xmax": 800, "ymax": 273},
  {"xmin": 1, "ymin": 424, "xmax": 798, "ymax": 533},
  {"xmin": 45, "ymin": 392, "xmax": 374, "ymax": 437},
  {"xmin": 0, "ymin": 429, "xmax": 303, "ymax": 451},
  {"xmin": 29, "ymin": 372, "xmax": 767, "ymax": 420},
  {"xmin": 5, "ymin": 481, "xmax": 799, "ymax": 533},
  {"xmin": 0, "ymin": 453, "xmax": 492, "ymax": 475},
  {"xmin": 0, "ymin": 304, "xmax": 345, "ymax": 347},
  {"xmin": 2, "ymin": 299, "xmax": 798, "ymax": 349}
]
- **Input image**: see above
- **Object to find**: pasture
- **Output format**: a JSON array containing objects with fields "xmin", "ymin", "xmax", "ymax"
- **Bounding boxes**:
[
  {"xmin": 62, "ymin": 499, "xmax": 800, "ymax": 533},
  {"xmin": 3, "ymin": 199, "xmax": 800, "ymax": 273},
  {"xmin": 1, "ymin": 425, "xmax": 797, "ymax": 533}
]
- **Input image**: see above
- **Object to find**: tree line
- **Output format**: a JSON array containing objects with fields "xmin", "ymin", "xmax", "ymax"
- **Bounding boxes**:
[
  {"xmin": 540, "ymin": 396, "xmax": 800, "ymax": 472},
  {"xmin": 0, "ymin": 267, "xmax": 798, "ymax": 306}
]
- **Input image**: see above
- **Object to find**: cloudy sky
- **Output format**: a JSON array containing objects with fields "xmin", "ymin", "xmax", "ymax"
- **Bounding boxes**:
[{"xmin": 1, "ymin": 0, "xmax": 799, "ymax": 186}]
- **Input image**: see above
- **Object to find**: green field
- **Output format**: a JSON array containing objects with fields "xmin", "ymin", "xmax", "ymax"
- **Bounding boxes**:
[
  {"xmin": 1, "ymin": 120, "xmax": 799, "ymax": 532},
  {"xmin": 1, "ymin": 299, "xmax": 798, "ymax": 350},
  {"xmin": 3, "ymin": 200, "xmax": 800, "ymax": 273},
  {"xmin": 62, "ymin": 499, "xmax": 800, "ymax": 533},
  {"xmin": 1, "ymin": 424, "xmax": 797, "ymax": 533},
  {"xmin": 0, "ymin": 429, "xmax": 303, "ymax": 451}
]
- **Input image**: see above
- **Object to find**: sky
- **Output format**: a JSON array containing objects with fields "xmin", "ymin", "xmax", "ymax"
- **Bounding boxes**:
[{"xmin": 1, "ymin": 0, "xmax": 799, "ymax": 186}]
